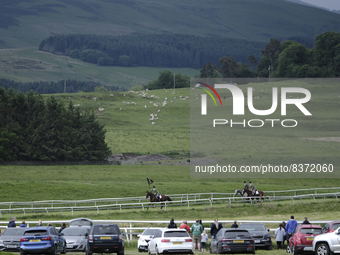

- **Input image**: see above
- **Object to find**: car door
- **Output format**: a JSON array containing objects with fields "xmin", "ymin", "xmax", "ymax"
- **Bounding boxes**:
[
  {"xmin": 149, "ymin": 230, "xmax": 161, "ymax": 254},
  {"xmin": 210, "ymin": 230, "xmax": 221, "ymax": 253},
  {"xmin": 330, "ymin": 229, "xmax": 340, "ymax": 252},
  {"xmin": 52, "ymin": 227, "xmax": 63, "ymax": 251}
]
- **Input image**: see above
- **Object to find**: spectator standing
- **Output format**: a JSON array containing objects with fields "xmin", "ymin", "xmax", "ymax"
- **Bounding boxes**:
[
  {"xmin": 37, "ymin": 220, "xmax": 42, "ymax": 227},
  {"xmin": 59, "ymin": 223, "xmax": 67, "ymax": 233},
  {"xmin": 285, "ymin": 216, "xmax": 298, "ymax": 244},
  {"xmin": 191, "ymin": 219, "xmax": 204, "ymax": 252},
  {"xmin": 302, "ymin": 217, "xmax": 310, "ymax": 224},
  {"xmin": 20, "ymin": 221, "xmax": 27, "ymax": 228},
  {"xmin": 210, "ymin": 219, "xmax": 223, "ymax": 237},
  {"xmin": 231, "ymin": 220, "xmax": 238, "ymax": 228},
  {"xmin": 168, "ymin": 218, "xmax": 177, "ymax": 229},
  {"xmin": 275, "ymin": 224, "xmax": 286, "ymax": 250},
  {"xmin": 199, "ymin": 219, "xmax": 204, "ymax": 230},
  {"xmin": 201, "ymin": 229, "xmax": 209, "ymax": 253},
  {"xmin": 179, "ymin": 220, "xmax": 190, "ymax": 233},
  {"xmin": 8, "ymin": 217, "xmax": 16, "ymax": 227}
]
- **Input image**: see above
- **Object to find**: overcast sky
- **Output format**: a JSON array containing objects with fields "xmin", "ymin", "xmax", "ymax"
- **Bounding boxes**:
[{"xmin": 300, "ymin": 0, "xmax": 340, "ymax": 10}]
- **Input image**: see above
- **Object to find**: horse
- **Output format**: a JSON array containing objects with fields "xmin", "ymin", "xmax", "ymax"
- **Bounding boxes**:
[
  {"xmin": 146, "ymin": 191, "xmax": 172, "ymax": 210},
  {"xmin": 234, "ymin": 189, "xmax": 251, "ymax": 202},
  {"xmin": 243, "ymin": 188, "xmax": 266, "ymax": 203}
]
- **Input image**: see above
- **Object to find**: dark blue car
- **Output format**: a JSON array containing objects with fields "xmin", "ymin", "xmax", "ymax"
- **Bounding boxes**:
[{"xmin": 20, "ymin": 226, "xmax": 67, "ymax": 255}]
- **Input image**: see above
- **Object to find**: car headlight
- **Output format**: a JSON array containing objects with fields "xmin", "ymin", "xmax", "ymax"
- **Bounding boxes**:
[
  {"xmin": 140, "ymin": 238, "xmax": 145, "ymax": 242},
  {"xmin": 0, "ymin": 240, "xmax": 3, "ymax": 245}
]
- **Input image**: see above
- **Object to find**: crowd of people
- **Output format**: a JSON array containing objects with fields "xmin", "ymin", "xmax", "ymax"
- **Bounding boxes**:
[{"xmin": 7, "ymin": 217, "xmax": 67, "ymax": 233}]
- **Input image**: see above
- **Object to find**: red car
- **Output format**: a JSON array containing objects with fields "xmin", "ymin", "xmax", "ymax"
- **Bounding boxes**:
[
  {"xmin": 287, "ymin": 225, "xmax": 323, "ymax": 254},
  {"xmin": 322, "ymin": 221, "xmax": 340, "ymax": 233}
]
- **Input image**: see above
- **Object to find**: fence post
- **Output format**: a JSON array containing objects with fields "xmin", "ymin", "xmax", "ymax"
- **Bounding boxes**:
[
  {"xmin": 45, "ymin": 208, "xmax": 48, "ymax": 215},
  {"xmin": 130, "ymin": 223, "xmax": 132, "ymax": 241}
]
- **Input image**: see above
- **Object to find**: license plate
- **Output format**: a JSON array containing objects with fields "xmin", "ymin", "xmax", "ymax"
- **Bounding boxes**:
[
  {"xmin": 173, "ymin": 242, "xmax": 183, "ymax": 244},
  {"xmin": 7, "ymin": 245, "xmax": 17, "ymax": 248},
  {"xmin": 233, "ymin": 240, "xmax": 244, "ymax": 243},
  {"xmin": 306, "ymin": 237, "xmax": 314, "ymax": 241},
  {"xmin": 67, "ymin": 245, "xmax": 73, "ymax": 248},
  {"xmin": 255, "ymin": 240, "xmax": 260, "ymax": 243},
  {"xmin": 30, "ymin": 240, "xmax": 40, "ymax": 242},
  {"xmin": 100, "ymin": 237, "xmax": 111, "ymax": 239}
]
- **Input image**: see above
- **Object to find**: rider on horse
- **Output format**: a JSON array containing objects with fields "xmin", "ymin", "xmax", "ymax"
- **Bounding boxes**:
[
  {"xmin": 249, "ymin": 181, "xmax": 257, "ymax": 196},
  {"xmin": 244, "ymin": 181, "xmax": 249, "ymax": 190},
  {"xmin": 151, "ymin": 186, "xmax": 162, "ymax": 202}
]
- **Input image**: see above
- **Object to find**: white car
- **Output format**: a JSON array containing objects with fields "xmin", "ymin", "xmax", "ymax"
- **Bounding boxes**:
[
  {"xmin": 138, "ymin": 228, "xmax": 164, "ymax": 252},
  {"xmin": 147, "ymin": 228, "xmax": 194, "ymax": 254},
  {"xmin": 313, "ymin": 226, "xmax": 340, "ymax": 254}
]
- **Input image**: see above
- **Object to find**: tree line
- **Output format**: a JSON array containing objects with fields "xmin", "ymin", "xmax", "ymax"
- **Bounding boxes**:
[
  {"xmin": 39, "ymin": 34, "xmax": 265, "ymax": 69},
  {"xmin": 0, "ymin": 78, "xmax": 121, "ymax": 94},
  {"xmin": 0, "ymin": 87, "xmax": 111, "ymax": 162},
  {"xmin": 200, "ymin": 32, "xmax": 340, "ymax": 78}
]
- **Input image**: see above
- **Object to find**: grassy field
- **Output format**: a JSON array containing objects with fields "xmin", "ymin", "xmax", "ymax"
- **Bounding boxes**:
[{"xmin": 0, "ymin": 48, "xmax": 199, "ymax": 88}]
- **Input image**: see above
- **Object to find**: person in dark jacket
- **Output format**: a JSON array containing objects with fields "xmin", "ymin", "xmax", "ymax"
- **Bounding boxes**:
[
  {"xmin": 231, "ymin": 220, "xmax": 238, "ymax": 228},
  {"xmin": 168, "ymin": 218, "xmax": 177, "ymax": 228},
  {"xmin": 210, "ymin": 219, "xmax": 223, "ymax": 237},
  {"xmin": 199, "ymin": 219, "xmax": 204, "ymax": 230},
  {"xmin": 59, "ymin": 223, "xmax": 67, "ymax": 233},
  {"xmin": 8, "ymin": 217, "xmax": 16, "ymax": 228},
  {"xmin": 302, "ymin": 217, "xmax": 310, "ymax": 224}
]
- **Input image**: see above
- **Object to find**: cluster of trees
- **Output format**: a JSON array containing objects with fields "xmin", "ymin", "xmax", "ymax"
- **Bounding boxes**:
[
  {"xmin": 145, "ymin": 71, "xmax": 190, "ymax": 90},
  {"xmin": 39, "ymin": 34, "xmax": 264, "ymax": 68},
  {"xmin": 200, "ymin": 32, "xmax": 340, "ymax": 78},
  {"xmin": 0, "ymin": 87, "xmax": 111, "ymax": 162},
  {"xmin": 0, "ymin": 78, "xmax": 120, "ymax": 94}
]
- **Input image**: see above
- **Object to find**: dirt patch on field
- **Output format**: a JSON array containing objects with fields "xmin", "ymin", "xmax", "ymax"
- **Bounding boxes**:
[{"xmin": 300, "ymin": 137, "xmax": 340, "ymax": 142}]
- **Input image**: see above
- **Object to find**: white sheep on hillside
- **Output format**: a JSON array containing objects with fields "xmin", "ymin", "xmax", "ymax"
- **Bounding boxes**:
[{"xmin": 98, "ymin": 108, "xmax": 104, "ymax": 111}]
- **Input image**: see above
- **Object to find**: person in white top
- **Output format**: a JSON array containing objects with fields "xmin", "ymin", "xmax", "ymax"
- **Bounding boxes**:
[
  {"xmin": 201, "ymin": 229, "xmax": 208, "ymax": 253},
  {"xmin": 275, "ymin": 223, "xmax": 286, "ymax": 250}
]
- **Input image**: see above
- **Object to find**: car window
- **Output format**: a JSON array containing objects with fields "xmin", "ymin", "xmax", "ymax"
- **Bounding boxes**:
[
  {"xmin": 299, "ymin": 228, "xmax": 323, "ymax": 234},
  {"xmin": 324, "ymin": 224, "xmax": 329, "ymax": 231},
  {"xmin": 70, "ymin": 219, "xmax": 92, "ymax": 227},
  {"xmin": 239, "ymin": 224, "xmax": 266, "ymax": 231},
  {"xmin": 51, "ymin": 228, "xmax": 59, "ymax": 235},
  {"xmin": 164, "ymin": 231, "xmax": 190, "ymax": 237},
  {"xmin": 331, "ymin": 224, "xmax": 340, "ymax": 230},
  {"xmin": 224, "ymin": 231, "xmax": 251, "ymax": 238},
  {"xmin": 143, "ymin": 229, "xmax": 159, "ymax": 236},
  {"xmin": 93, "ymin": 226, "xmax": 119, "ymax": 235},
  {"xmin": 24, "ymin": 230, "xmax": 48, "ymax": 236},
  {"xmin": 216, "ymin": 229, "xmax": 223, "ymax": 237},
  {"xmin": 62, "ymin": 228, "xmax": 87, "ymax": 236},
  {"xmin": 2, "ymin": 228, "xmax": 26, "ymax": 236},
  {"xmin": 156, "ymin": 230, "xmax": 162, "ymax": 238}
]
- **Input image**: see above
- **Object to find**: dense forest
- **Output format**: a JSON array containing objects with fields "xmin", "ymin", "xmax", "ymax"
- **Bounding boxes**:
[
  {"xmin": 200, "ymin": 32, "xmax": 340, "ymax": 78},
  {"xmin": 0, "ymin": 87, "xmax": 111, "ymax": 162},
  {"xmin": 39, "ymin": 34, "xmax": 266, "ymax": 68},
  {"xmin": 0, "ymin": 78, "xmax": 121, "ymax": 94}
]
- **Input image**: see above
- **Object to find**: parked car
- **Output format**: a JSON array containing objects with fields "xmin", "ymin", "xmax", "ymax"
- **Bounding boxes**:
[
  {"xmin": 137, "ymin": 227, "xmax": 163, "ymax": 252},
  {"xmin": 322, "ymin": 221, "xmax": 340, "ymax": 234},
  {"xmin": 61, "ymin": 227, "xmax": 89, "ymax": 252},
  {"xmin": 313, "ymin": 227, "xmax": 340, "ymax": 255},
  {"xmin": 210, "ymin": 228, "xmax": 255, "ymax": 254},
  {"xmin": 86, "ymin": 224, "xmax": 124, "ymax": 255},
  {"xmin": 70, "ymin": 218, "xmax": 93, "ymax": 229},
  {"xmin": 286, "ymin": 224, "xmax": 323, "ymax": 254},
  {"xmin": 238, "ymin": 223, "xmax": 272, "ymax": 250},
  {"xmin": 20, "ymin": 226, "xmax": 66, "ymax": 255},
  {"xmin": 0, "ymin": 227, "xmax": 26, "ymax": 252},
  {"xmin": 147, "ymin": 228, "xmax": 194, "ymax": 254}
]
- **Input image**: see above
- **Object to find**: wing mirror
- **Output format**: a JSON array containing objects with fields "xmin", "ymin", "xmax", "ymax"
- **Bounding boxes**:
[
  {"xmin": 150, "ymin": 235, "xmax": 155, "ymax": 239},
  {"xmin": 137, "ymin": 234, "xmax": 141, "ymax": 237}
]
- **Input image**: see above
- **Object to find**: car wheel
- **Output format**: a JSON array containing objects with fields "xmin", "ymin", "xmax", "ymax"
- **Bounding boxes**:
[
  {"xmin": 286, "ymin": 245, "xmax": 292, "ymax": 253},
  {"xmin": 50, "ymin": 245, "xmax": 58, "ymax": 255},
  {"xmin": 316, "ymin": 243, "xmax": 331, "ymax": 255},
  {"xmin": 20, "ymin": 251, "xmax": 25, "ymax": 255},
  {"xmin": 86, "ymin": 246, "xmax": 93, "ymax": 255},
  {"xmin": 293, "ymin": 245, "xmax": 299, "ymax": 255},
  {"xmin": 217, "ymin": 243, "xmax": 222, "ymax": 254},
  {"xmin": 61, "ymin": 242, "xmax": 67, "ymax": 254},
  {"xmin": 210, "ymin": 246, "xmax": 212, "ymax": 254},
  {"xmin": 118, "ymin": 249, "xmax": 124, "ymax": 255}
]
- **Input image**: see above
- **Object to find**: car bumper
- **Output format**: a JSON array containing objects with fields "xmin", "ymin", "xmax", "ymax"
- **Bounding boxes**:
[
  {"xmin": 222, "ymin": 245, "xmax": 255, "ymax": 254},
  {"xmin": 159, "ymin": 249, "xmax": 194, "ymax": 254},
  {"xmin": 66, "ymin": 243, "xmax": 86, "ymax": 252},
  {"xmin": 20, "ymin": 245, "xmax": 54, "ymax": 254},
  {"xmin": 88, "ymin": 242, "xmax": 124, "ymax": 253},
  {"xmin": 139, "ymin": 245, "xmax": 148, "ymax": 252},
  {"xmin": 0, "ymin": 245, "xmax": 21, "ymax": 252},
  {"xmin": 295, "ymin": 245, "xmax": 313, "ymax": 252},
  {"xmin": 158, "ymin": 244, "xmax": 194, "ymax": 254},
  {"xmin": 253, "ymin": 239, "xmax": 272, "ymax": 248}
]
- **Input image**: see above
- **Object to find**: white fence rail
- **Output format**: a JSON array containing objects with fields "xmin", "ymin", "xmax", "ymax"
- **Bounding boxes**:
[{"xmin": 0, "ymin": 187, "xmax": 339, "ymax": 217}]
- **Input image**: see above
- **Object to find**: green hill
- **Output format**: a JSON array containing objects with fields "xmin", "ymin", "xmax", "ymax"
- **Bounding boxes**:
[{"xmin": 1, "ymin": 0, "xmax": 340, "ymax": 49}]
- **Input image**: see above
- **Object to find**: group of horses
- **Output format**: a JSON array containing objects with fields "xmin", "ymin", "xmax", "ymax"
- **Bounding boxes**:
[
  {"xmin": 234, "ymin": 188, "xmax": 267, "ymax": 203},
  {"xmin": 145, "ymin": 188, "xmax": 267, "ymax": 209}
]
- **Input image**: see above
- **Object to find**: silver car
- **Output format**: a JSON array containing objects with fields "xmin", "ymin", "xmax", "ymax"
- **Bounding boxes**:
[
  {"xmin": 0, "ymin": 228, "xmax": 26, "ymax": 252},
  {"xmin": 61, "ymin": 227, "xmax": 89, "ymax": 252}
]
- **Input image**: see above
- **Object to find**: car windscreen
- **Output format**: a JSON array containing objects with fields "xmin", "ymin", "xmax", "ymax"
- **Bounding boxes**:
[
  {"xmin": 299, "ymin": 228, "xmax": 323, "ymax": 234},
  {"xmin": 70, "ymin": 219, "xmax": 92, "ymax": 227},
  {"xmin": 24, "ymin": 230, "xmax": 48, "ymax": 236},
  {"xmin": 224, "ymin": 231, "xmax": 251, "ymax": 238},
  {"xmin": 93, "ymin": 226, "xmax": 120, "ymax": 235},
  {"xmin": 61, "ymin": 228, "xmax": 87, "ymax": 236},
  {"xmin": 143, "ymin": 229, "xmax": 160, "ymax": 236},
  {"xmin": 331, "ymin": 224, "xmax": 340, "ymax": 230},
  {"xmin": 239, "ymin": 224, "xmax": 266, "ymax": 231},
  {"xmin": 3, "ymin": 228, "xmax": 26, "ymax": 236},
  {"xmin": 164, "ymin": 231, "xmax": 190, "ymax": 237}
]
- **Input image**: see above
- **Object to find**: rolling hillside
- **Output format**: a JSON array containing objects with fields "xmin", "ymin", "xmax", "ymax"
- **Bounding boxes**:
[{"xmin": 1, "ymin": 0, "xmax": 340, "ymax": 49}]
